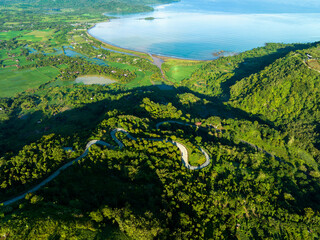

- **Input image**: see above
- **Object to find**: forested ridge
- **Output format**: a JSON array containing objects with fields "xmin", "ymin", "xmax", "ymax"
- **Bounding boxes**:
[
  {"xmin": 0, "ymin": 0, "xmax": 320, "ymax": 239},
  {"xmin": 0, "ymin": 0, "xmax": 178, "ymax": 14}
]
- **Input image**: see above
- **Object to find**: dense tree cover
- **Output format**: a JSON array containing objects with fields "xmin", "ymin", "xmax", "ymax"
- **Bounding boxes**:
[
  {"xmin": 1, "ymin": 114, "xmax": 320, "ymax": 239},
  {"xmin": 140, "ymin": 97, "xmax": 183, "ymax": 119},
  {"xmin": 0, "ymin": 134, "xmax": 79, "ymax": 201},
  {"xmin": 229, "ymin": 45, "xmax": 320, "ymax": 163},
  {"xmin": 230, "ymin": 49, "xmax": 320, "ymax": 124},
  {"xmin": 0, "ymin": 84, "xmax": 131, "ymax": 156},
  {"xmin": 0, "ymin": 204, "xmax": 129, "ymax": 239},
  {"xmin": 0, "ymin": 0, "xmax": 178, "ymax": 14},
  {"xmin": 0, "ymin": 8, "xmax": 102, "ymax": 33}
]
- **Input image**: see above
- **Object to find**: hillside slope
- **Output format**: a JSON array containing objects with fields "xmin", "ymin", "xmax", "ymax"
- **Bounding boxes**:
[
  {"xmin": 229, "ymin": 45, "xmax": 320, "ymax": 155},
  {"xmin": 181, "ymin": 43, "xmax": 316, "ymax": 97}
]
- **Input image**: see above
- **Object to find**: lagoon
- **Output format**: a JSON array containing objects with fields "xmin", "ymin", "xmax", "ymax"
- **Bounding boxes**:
[{"xmin": 89, "ymin": 0, "xmax": 320, "ymax": 60}]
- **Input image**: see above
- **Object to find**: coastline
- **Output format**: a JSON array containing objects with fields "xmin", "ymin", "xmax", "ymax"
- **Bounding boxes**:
[
  {"xmin": 86, "ymin": 24, "xmax": 153, "ymax": 61},
  {"xmin": 86, "ymin": 22, "xmax": 206, "ymax": 63}
]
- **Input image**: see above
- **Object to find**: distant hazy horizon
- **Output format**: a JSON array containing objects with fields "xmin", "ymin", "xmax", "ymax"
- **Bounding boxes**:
[{"xmin": 185, "ymin": 0, "xmax": 320, "ymax": 13}]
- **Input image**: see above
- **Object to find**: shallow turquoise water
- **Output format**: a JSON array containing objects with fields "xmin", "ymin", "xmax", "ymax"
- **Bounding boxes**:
[{"xmin": 89, "ymin": 0, "xmax": 320, "ymax": 60}]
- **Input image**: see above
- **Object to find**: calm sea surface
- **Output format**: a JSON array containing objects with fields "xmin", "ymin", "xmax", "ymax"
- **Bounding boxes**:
[{"xmin": 88, "ymin": 0, "xmax": 320, "ymax": 60}]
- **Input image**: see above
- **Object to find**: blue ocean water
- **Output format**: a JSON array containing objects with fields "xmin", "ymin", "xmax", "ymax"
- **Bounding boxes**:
[{"xmin": 88, "ymin": 0, "xmax": 320, "ymax": 60}]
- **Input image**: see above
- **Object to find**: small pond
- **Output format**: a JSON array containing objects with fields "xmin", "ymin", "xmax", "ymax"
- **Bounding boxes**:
[{"xmin": 75, "ymin": 75, "xmax": 116, "ymax": 85}]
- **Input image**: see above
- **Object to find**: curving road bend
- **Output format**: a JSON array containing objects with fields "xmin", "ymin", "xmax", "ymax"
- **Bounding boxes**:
[
  {"xmin": 157, "ymin": 120, "xmax": 285, "ymax": 165},
  {"xmin": 1, "ymin": 125, "xmax": 211, "ymax": 206},
  {"xmin": 112, "ymin": 128, "xmax": 210, "ymax": 170}
]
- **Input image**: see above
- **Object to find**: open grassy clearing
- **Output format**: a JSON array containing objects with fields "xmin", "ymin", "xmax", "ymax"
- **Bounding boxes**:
[
  {"xmin": 108, "ymin": 61, "xmax": 138, "ymax": 71},
  {"xmin": 189, "ymin": 150, "xmax": 206, "ymax": 166},
  {"xmin": 306, "ymin": 59, "xmax": 320, "ymax": 71},
  {"xmin": 125, "ymin": 71, "xmax": 153, "ymax": 88},
  {"xmin": 0, "ymin": 66, "xmax": 60, "ymax": 97},
  {"xmin": 18, "ymin": 29, "xmax": 55, "ymax": 42},
  {"xmin": 3, "ymin": 22, "xmax": 21, "ymax": 25},
  {"xmin": 72, "ymin": 35, "xmax": 87, "ymax": 44},
  {"xmin": 56, "ymin": 64, "xmax": 69, "ymax": 69},
  {"xmin": 175, "ymin": 138, "xmax": 206, "ymax": 166},
  {"xmin": 163, "ymin": 60, "xmax": 204, "ymax": 83},
  {"xmin": 37, "ymin": 66, "xmax": 61, "ymax": 78}
]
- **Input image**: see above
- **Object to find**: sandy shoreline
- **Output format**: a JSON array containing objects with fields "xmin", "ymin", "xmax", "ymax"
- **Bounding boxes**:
[
  {"xmin": 86, "ymin": 23, "xmax": 152, "ymax": 60},
  {"xmin": 86, "ymin": 22, "xmax": 206, "ymax": 63}
]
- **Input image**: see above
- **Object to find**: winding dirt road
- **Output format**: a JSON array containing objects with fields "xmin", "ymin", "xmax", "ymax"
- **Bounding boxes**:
[{"xmin": 1, "ymin": 124, "xmax": 210, "ymax": 206}]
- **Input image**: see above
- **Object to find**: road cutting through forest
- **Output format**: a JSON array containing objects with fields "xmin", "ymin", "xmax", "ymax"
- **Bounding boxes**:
[{"xmin": 1, "ymin": 123, "xmax": 211, "ymax": 206}]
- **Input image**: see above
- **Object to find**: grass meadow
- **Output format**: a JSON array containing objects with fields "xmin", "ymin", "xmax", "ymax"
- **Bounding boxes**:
[
  {"xmin": 163, "ymin": 60, "xmax": 204, "ymax": 83},
  {"xmin": 0, "ymin": 66, "xmax": 60, "ymax": 97}
]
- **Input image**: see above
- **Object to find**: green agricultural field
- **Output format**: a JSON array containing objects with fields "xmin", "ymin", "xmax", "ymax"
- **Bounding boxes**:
[
  {"xmin": 163, "ymin": 60, "xmax": 204, "ymax": 83},
  {"xmin": 0, "ymin": 30, "xmax": 29, "ymax": 40},
  {"xmin": 9, "ymin": 47, "xmax": 23, "ymax": 54},
  {"xmin": 56, "ymin": 64, "xmax": 69, "ymax": 69},
  {"xmin": 18, "ymin": 29, "xmax": 55, "ymax": 42},
  {"xmin": 37, "ymin": 66, "xmax": 61, "ymax": 78},
  {"xmin": 45, "ymin": 78, "xmax": 75, "ymax": 88},
  {"xmin": 0, "ymin": 66, "xmax": 60, "ymax": 97},
  {"xmin": 3, "ymin": 59, "xmax": 17, "ymax": 66},
  {"xmin": 3, "ymin": 22, "xmax": 20, "ymax": 25},
  {"xmin": 108, "ymin": 61, "xmax": 138, "ymax": 71},
  {"xmin": 18, "ymin": 56, "xmax": 32, "ymax": 66}
]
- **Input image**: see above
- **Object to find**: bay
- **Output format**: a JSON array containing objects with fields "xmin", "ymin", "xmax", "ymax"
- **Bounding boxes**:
[{"xmin": 88, "ymin": 0, "xmax": 320, "ymax": 60}]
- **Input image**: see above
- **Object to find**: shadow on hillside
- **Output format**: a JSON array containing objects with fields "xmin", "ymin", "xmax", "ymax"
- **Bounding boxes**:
[
  {"xmin": 0, "ymin": 83, "xmax": 285, "ymax": 158},
  {"xmin": 0, "ymin": 82, "xmax": 290, "ymax": 205},
  {"xmin": 38, "ymin": 153, "xmax": 166, "ymax": 215},
  {"xmin": 174, "ymin": 86, "xmax": 278, "ymax": 129}
]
